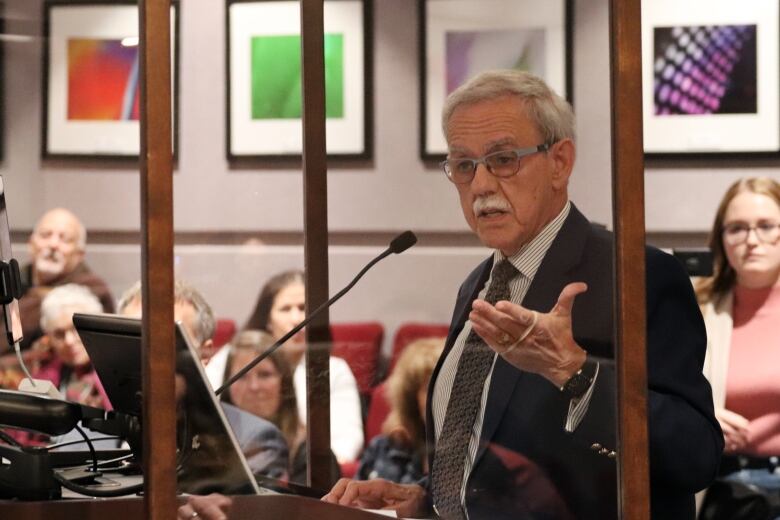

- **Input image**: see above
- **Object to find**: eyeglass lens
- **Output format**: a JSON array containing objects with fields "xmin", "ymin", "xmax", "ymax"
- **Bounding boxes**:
[
  {"xmin": 446, "ymin": 150, "xmax": 526, "ymax": 183},
  {"xmin": 723, "ymin": 223, "xmax": 780, "ymax": 244}
]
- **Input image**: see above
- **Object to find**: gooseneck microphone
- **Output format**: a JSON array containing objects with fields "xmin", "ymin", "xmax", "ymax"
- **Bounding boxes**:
[{"xmin": 215, "ymin": 230, "xmax": 417, "ymax": 396}]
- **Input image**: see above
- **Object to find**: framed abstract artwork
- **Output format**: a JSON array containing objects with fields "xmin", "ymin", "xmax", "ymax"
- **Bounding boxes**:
[
  {"xmin": 42, "ymin": 0, "xmax": 178, "ymax": 159},
  {"xmin": 226, "ymin": 0, "xmax": 372, "ymax": 160},
  {"xmin": 642, "ymin": 0, "xmax": 780, "ymax": 159},
  {"xmin": 419, "ymin": 0, "xmax": 572, "ymax": 161}
]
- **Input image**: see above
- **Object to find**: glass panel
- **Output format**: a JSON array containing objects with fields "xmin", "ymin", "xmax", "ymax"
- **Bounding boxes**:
[
  {"xmin": 641, "ymin": 2, "xmax": 739, "ymax": 519},
  {"xmin": 0, "ymin": 0, "xmax": 146, "ymax": 498},
  {"xmin": 2, "ymin": 2, "xmax": 731, "ymax": 518}
]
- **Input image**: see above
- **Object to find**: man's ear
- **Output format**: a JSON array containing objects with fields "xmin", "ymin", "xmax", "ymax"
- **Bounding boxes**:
[
  {"xmin": 549, "ymin": 138, "xmax": 575, "ymax": 190},
  {"xmin": 200, "ymin": 339, "xmax": 216, "ymax": 362},
  {"xmin": 70, "ymin": 247, "xmax": 86, "ymax": 268}
]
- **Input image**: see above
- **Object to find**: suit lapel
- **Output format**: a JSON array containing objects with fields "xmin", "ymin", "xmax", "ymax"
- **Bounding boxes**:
[{"xmin": 474, "ymin": 205, "xmax": 592, "ymax": 466}]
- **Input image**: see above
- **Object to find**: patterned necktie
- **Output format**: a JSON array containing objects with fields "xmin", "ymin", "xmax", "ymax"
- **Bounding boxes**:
[{"xmin": 431, "ymin": 259, "xmax": 518, "ymax": 520}]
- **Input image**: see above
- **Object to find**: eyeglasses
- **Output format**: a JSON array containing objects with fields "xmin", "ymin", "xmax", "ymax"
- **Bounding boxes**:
[
  {"xmin": 50, "ymin": 326, "xmax": 79, "ymax": 342},
  {"xmin": 722, "ymin": 222, "xmax": 780, "ymax": 245},
  {"xmin": 440, "ymin": 144, "xmax": 551, "ymax": 184}
]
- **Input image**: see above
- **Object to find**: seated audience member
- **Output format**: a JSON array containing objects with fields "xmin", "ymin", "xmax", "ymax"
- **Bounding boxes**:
[
  {"xmin": 33, "ymin": 284, "xmax": 110, "ymax": 408},
  {"xmin": 117, "ymin": 279, "xmax": 288, "ymax": 479},
  {"xmin": 216, "ymin": 269, "xmax": 363, "ymax": 464},
  {"xmin": 221, "ymin": 329, "xmax": 340, "ymax": 485},
  {"xmin": 357, "ymin": 338, "xmax": 444, "ymax": 484},
  {"xmin": 13, "ymin": 208, "xmax": 115, "ymax": 350},
  {"xmin": 695, "ymin": 177, "xmax": 780, "ymax": 512},
  {"xmin": 117, "ymin": 280, "xmax": 217, "ymax": 363},
  {"xmin": 1, "ymin": 284, "xmax": 112, "ymax": 446}
]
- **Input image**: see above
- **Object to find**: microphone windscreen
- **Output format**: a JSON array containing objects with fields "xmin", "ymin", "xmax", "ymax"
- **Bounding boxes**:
[{"xmin": 389, "ymin": 230, "xmax": 417, "ymax": 254}]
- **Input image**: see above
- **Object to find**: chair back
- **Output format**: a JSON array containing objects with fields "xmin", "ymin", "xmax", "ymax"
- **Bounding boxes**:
[
  {"xmin": 330, "ymin": 322, "xmax": 384, "ymax": 399},
  {"xmin": 389, "ymin": 322, "xmax": 449, "ymax": 373}
]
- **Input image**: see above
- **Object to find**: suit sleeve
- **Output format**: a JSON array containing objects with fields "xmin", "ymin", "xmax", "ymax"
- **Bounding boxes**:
[
  {"xmin": 643, "ymin": 250, "xmax": 722, "ymax": 492},
  {"xmin": 568, "ymin": 249, "xmax": 722, "ymax": 493}
]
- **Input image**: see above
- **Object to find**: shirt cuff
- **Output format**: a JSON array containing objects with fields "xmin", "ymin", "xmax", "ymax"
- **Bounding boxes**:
[{"xmin": 564, "ymin": 362, "xmax": 600, "ymax": 433}]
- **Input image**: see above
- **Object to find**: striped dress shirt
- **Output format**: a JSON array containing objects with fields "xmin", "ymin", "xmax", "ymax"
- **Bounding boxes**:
[{"xmin": 431, "ymin": 200, "xmax": 598, "ymax": 513}]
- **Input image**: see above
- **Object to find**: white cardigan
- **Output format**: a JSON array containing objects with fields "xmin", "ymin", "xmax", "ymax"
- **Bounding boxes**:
[
  {"xmin": 293, "ymin": 356, "xmax": 364, "ymax": 463},
  {"xmin": 697, "ymin": 292, "xmax": 733, "ymax": 513},
  {"xmin": 700, "ymin": 291, "xmax": 734, "ymax": 411},
  {"xmin": 205, "ymin": 347, "xmax": 365, "ymax": 463}
]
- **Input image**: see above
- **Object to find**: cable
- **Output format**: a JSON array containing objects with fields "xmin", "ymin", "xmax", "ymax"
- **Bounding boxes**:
[
  {"xmin": 52, "ymin": 470, "xmax": 144, "ymax": 498},
  {"xmin": 13, "ymin": 339, "xmax": 34, "ymax": 385},
  {"xmin": 45, "ymin": 436, "xmax": 120, "ymax": 450},
  {"xmin": 95, "ymin": 453, "xmax": 135, "ymax": 468},
  {"xmin": 74, "ymin": 425, "xmax": 98, "ymax": 473}
]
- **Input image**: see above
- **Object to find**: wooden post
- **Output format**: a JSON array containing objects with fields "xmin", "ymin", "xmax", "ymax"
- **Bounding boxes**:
[
  {"xmin": 138, "ymin": 0, "xmax": 176, "ymax": 517},
  {"xmin": 609, "ymin": 1, "xmax": 651, "ymax": 518},
  {"xmin": 300, "ymin": 0, "xmax": 333, "ymax": 490}
]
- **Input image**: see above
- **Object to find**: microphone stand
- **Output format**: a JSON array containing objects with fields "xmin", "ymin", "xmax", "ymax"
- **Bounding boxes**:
[{"xmin": 215, "ymin": 231, "xmax": 417, "ymax": 396}]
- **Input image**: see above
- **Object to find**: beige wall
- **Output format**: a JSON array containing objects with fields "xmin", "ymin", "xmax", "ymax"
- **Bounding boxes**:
[{"xmin": 2, "ymin": 0, "xmax": 778, "ymax": 351}]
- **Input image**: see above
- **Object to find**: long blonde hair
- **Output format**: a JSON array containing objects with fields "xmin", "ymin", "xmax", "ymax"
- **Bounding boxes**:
[
  {"xmin": 695, "ymin": 177, "xmax": 780, "ymax": 305},
  {"xmin": 382, "ymin": 338, "xmax": 445, "ymax": 454}
]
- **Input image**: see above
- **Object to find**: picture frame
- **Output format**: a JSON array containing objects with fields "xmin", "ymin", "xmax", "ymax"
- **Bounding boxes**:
[
  {"xmin": 642, "ymin": 0, "xmax": 780, "ymax": 159},
  {"xmin": 419, "ymin": 0, "xmax": 572, "ymax": 161},
  {"xmin": 226, "ymin": 0, "xmax": 372, "ymax": 160},
  {"xmin": 42, "ymin": 0, "xmax": 179, "ymax": 159}
]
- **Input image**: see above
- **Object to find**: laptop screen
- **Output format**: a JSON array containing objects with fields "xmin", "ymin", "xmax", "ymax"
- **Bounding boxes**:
[{"xmin": 72, "ymin": 312, "xmax": 264, "ymax": 496}]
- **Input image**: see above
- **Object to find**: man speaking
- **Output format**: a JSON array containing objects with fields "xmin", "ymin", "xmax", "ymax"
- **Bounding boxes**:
[{"xmin": 322, "ymin": 70, "xmax": 722, "ymax": 519}]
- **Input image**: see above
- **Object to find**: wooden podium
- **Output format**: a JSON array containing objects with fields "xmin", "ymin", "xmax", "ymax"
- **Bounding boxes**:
[{"xmin": 0, "ymin": 494, "xmax": 394, "ymax": 519}]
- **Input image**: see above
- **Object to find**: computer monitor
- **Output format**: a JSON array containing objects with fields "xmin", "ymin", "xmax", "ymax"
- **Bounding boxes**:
[{"xmin": 72, "ymin": 312, "xmax": 265, "ymax": 496}]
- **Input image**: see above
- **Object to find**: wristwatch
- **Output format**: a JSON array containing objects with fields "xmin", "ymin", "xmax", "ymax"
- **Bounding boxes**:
[{"xmin": 560, "ymin": 360, "xmax": 598, "ymax": 399}]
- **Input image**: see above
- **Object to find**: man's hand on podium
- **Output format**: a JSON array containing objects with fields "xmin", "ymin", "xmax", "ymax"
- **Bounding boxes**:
[
  {"xmin": 322, "ymin": 478, "xmax": 427, "ymax": 518},
  {"xmin": 177, "ymin": 493, "xmax": 233, "ymax": 520}
]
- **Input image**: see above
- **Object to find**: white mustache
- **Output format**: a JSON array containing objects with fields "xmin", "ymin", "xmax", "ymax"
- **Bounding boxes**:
[
  {"xmin": 40, "ymin": 248, "xmax": 66, "ymax": 263},
  {"xmin": 473, "ymin": 196, "xmax": 511, "ymax": 216}
]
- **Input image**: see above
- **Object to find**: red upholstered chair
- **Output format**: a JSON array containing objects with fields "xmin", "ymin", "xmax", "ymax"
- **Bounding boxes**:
[
  {"xmin": 364, "ymin": 382, "xmax": 391, "ymax": 444},
  {"xmin": 389, "ymin": 322, "xmax": 450, "ymax": 373},
  {"xmin": 212, "ymin": 318, "xmax": 237, "ymax": 349},
  {"xmin": 330, "ymin": 322, "xmax": 384, "ymax": 404},
  {"xmin": 330, "ymin": 322, "xmax": 384, "ymax": 478}
]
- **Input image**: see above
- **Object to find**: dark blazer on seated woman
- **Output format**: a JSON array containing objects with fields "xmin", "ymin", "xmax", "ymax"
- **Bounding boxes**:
[{"xmin": 424, "ymin": 205, "xmax": 723, "ymax": 520}]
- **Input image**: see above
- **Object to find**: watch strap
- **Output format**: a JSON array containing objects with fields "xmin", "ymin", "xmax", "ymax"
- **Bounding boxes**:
[{"xmin": 560, "ymin": 359, "xmax": 597, "ymax": 399}]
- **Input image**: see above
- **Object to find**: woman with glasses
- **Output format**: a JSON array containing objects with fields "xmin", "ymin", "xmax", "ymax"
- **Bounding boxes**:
[
  {"xmin": 695, "ymin": 177, "xmax": 780, "ymax": 516},
  {"xmin": 239, "ymin": 270, "xmax": 364, "ymax": 467},
  {"xmin": 221, "ymin": 330, "xmax": 340, "ymax": 485}
]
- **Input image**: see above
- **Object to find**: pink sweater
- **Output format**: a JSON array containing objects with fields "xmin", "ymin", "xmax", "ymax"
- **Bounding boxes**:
[{"xmin": 726, "ymin": 284, "xmax": 780, "ymax": 456}]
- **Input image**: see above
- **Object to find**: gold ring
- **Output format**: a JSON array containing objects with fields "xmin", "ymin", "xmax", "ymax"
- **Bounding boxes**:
[{"xmin": 504, "ymin": 311, "xmax": 538, "ymax": 354}]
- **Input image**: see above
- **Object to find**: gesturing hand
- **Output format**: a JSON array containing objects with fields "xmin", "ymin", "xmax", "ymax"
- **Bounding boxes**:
[
  {"xmin": 469, "ymin": 282, "xmax": 588, "ymax": 388},
  {"xmin": 322, "ymin": 478, "xmax": 427, "ymax": 517}
]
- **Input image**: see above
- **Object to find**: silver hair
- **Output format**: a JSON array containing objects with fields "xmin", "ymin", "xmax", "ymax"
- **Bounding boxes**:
[
  {"xmin": 40, "ymin": 284, "xmax": 102, "ymax": 332},
  {"xmin": 117, "ymin": 279, "xmax": 216, "ymax": 346},
  {"xmin": 441, "ymin": 69, "xmax": 575, "ymax": 145},
  {"xmin": 33, "ymin": 208, "xmax": 87, "ymax": 250}
]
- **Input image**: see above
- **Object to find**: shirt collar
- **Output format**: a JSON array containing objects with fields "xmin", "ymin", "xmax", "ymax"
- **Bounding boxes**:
[{"xmin": 493, "ymin": 200, "xmax": 571, "ymax": 280}]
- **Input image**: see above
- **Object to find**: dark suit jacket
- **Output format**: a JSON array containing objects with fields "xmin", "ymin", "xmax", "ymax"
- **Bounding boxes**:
[
  {"xmin": 425, "ymin": 205, "xmax": 723, "ymax": 520},
  {"xmin": 16, "ymin": 262, "xmax": 115, "ymax": 349}
]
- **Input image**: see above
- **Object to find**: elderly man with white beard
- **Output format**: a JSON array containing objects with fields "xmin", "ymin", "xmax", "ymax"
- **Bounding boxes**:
[{"xmin": 13, "ymin": 208, "xmax": 114, "ymax": 350}]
